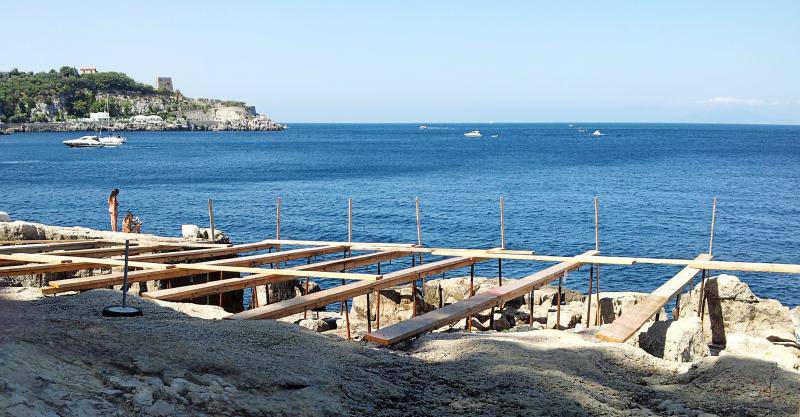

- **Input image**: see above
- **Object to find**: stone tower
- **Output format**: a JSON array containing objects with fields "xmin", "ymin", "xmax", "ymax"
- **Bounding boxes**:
[{"xmin": 155, "ymin": 77, "xmax": 174, "ymax": 92}]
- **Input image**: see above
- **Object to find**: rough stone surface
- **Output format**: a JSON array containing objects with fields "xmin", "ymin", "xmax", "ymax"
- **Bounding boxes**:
[
  {"xmin": 721, "ymin": 333, "xmax": 800, "ymax": 372},
  {"xmin": 422, "ymin": 276, "xmax": 501, "ymax": 310},
  {"xmin": 586, "ymin": 291, "xmax": 668, "ymax": 327},
  {"xmin": 0, "ymin": 212, "xmax": 10, "ymax": 222},
  {"xmin": 637, "ymin": 317, "xmax": 710, "ymax": 362},
  {"xmin": 545, "ymin": 301, "xmax": 584, "ymax": 330},
  {"xmin": 351, "ymin": 285, "xmax": 417, "ymax": 329},
  {"xmin": 791, "ymin": 306, "xmax": 800, "ymax": 342},
  {"xmin": 674, "ymin": 275, "xmax": 796, "ymax": 346}
]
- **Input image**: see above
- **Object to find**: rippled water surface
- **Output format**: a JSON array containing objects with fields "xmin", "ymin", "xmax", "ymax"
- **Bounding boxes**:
[{"xmin": 1, "ymin": 123, "xmax": 799, "ymax": 306}]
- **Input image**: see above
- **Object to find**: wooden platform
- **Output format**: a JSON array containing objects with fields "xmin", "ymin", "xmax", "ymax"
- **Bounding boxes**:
[
  {"xmin": 42, "ymin": 245, "xmax": 348, "ymax": 294},
  {"xmin": 363, "ymin": 249, "xmax": 598, "ymax": 345},
  {"xmin": 144, "ymin": 250, "xmax": 411, "ymax": 301},
  {"xmin": 226, "ymin": 256, "xmax": 485, "ymax": 320},
  {"xmin": 595, "ymin": 253, "xmax": 712, "ymax": 343}
]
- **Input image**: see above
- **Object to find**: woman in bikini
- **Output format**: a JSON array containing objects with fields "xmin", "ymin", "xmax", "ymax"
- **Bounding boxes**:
[{"xmin": 108, "ymin": 189, "xmax": 119, "ymax": 232}]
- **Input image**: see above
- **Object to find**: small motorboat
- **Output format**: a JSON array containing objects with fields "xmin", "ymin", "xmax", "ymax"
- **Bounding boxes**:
[
  {"xmin": 591, "ymin": 130, "xmax": 605, "ymax": 137},
  {"xmin": 491, "ymin": 134, "xmax": 499, "ymax": 138},
  {"xmin": 63, "ymin": 135, "xmax": 104, "ymax": 148},
  {"xmin": 464, "ymin": 130, "xmax": 482, "ymax": 137},
  {"xmin": 419, "ymin": 125, "xmax": 428, "ymax": 129}
]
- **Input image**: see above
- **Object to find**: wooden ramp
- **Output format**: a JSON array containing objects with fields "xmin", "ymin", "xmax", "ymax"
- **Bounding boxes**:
[
  {"xmin": 144, "ymin": 250, "xmax": 410, "ymax": 301},
  {"xmin": 42, "ymin": 245, "xmax": 347, "ymax": 294},
  {"xmin": 595, "ymin": 253, "xmax": 712, "ymax": 343},
  {"xmin": 226, "ymin": 256, "xmax": 485, "ymax": 320},
  {"xmin": 363, "ymin": 249, "xmax": 598, "ymax": 345}
]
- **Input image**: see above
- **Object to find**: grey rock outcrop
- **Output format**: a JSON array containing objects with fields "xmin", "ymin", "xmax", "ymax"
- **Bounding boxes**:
[
  {"xmin": 673, "ymin": 275, "xmax": 796, "ymax": 346},
  {"xmin": 351, "ymin": 285, "xmax": 418, "ymax": 329},
  {"xmin": 586, "ymin": 291, "xmax": 668, "ymax": 327},
  {"xmin": 720, "ymin": 333, "xmax": 800, "ymax": 372},
  {"xmin": 636, "ymin": 317, "xmax": 710, "ymax": 362}
]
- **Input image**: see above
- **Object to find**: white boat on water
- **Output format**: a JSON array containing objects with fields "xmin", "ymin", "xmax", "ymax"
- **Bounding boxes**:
[
  {"xmin": 64, "ymin": 94, "xmax": 127, "ymax": 148},
  {"xmin": 464, "ymin": 130, "xmax": 482, "ymax": 137},
  {"xmin": 63, "ymin": 135, "xmax": 104, "ymax": 148},
  {"xmin": 592, "ymin": 130, "xmax": 605, "ymax": 137},
  {"xmin": 419, "ymin": 125, "xmax": 428, "ymax": 129},
  {"xmin": 491, "ymin": 134, "xmax": 499, "ymax": 138}
]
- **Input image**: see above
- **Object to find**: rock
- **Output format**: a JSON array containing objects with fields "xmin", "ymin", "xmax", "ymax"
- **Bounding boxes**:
[
  {"xmin": 527, "ymin": 285, "xmax": 584, "ymax": 307},
  {"xmin": 546, "ymin": 301, "xmax": 584, "ymax": 329},
  {"xmin": 179, "ymin": 225, "xmax": 230, "ymax": 244},
  {"xmin": 636, "ymin": 317, "xmax": 709, "ymax": 362},
  {"xmin": 423, "ymin": 276, "xmax": 503, "ymax": 310},
  {"xmin": 721, "ymin": 333, "xmax": 800, "ymax": 371},
  {"xmin": 674, "ymin": 275, "xmax": 796, "ymax": 346},
  {"xmin": 586, "ymin": 292, "xmax": 667, "ymax": 327},
  {"xmin": 0, "ymin": 211, "xmax": 10, "ymax": 222},
  {"xmin": 144, "ymin": 399, "xmax": 175, "ymax": 416},
  {"xmin": 296, "ymin": 318, "xmax": 333, "ymax": 332},
  {"xmin": 792, "ymin": 306, "xmax": 799, "ymax": 342},
  {"xmin": 132, "ymin": 387, "xmax": 155, "ymax": 407},
  {"xmin": 180, "ymin": 224, "xmax": 199, "ymax": 239},
  {"xmin": 351, "ymin": 285, "xmax": 417, "ymax": 328},
  {"xmin": 470, "ymin": 312, "xmax": 513, "ymax": 331}
]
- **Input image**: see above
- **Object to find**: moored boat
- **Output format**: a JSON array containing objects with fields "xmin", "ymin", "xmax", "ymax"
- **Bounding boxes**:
[
  {"xmin": 464, "ymin": 130, "xmax": 482, "ymax": 137},
  {"xmin": 63, "ymin": 135, "xmax": 103, "ymax": 148}
]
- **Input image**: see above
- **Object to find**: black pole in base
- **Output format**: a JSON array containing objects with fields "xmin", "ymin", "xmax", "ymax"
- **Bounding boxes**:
[{"xmin": 102, "ymin": 239, "xmax": 143, "ymax": 318}]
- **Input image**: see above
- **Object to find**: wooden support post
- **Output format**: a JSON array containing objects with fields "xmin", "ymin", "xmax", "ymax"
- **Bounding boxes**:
[
  {"xmin": 556, "ymin": 273, "xmax": 563, "ymax": 329},
  {"xmin": 529, "ymin": 288, "xmax": 534, "ymax": 326},
  {"xmin": 366, "ymin": 292, "xmax": 372, "ymax": 333},
  {"xmin": 251, "ymin": 286, "xmax": 259, "ymax": 309},
  {"xmin": 339, "ymin": 278, "xmax": 346, "ymax": 314},
  {"xmin": 675, "ymin": 291, "xmax": 682, "ymax": 318},
  {"xmin": 375, "ymin": 262, "xmax": 382, "ymax": 330},
  {"xmin": 411, "ymin": 280, "xmax": 418, "ymax": 317},
  {"xmin": 343, "ymin": 298, "xmax": 351, "ymax": 340},
  {"xmin": 467, "ymin": 264, "xmax": 475, "ymax": 331},
  {"xmin": 593, "ymin": 196, "xmax": 601, "ymax": 326},
  {"xmin": 586, "ymin": 264, "xmax": 594, "ymax": 327},
  {"xmin": 208, "ymin": 199, "xmax": 216, "ymax": 243},
  {"xmin": 489, "ymin": 306, "xmax": 495, "ymax": 329},
  {"xmin": 437, "ymin": 282, "xmax": 443, "ymax": 309},
  {"xmin": 699, "ymin": 269, "xmax": 708, "ymax": 325},
  {"xmin": 303, "ymin": 276, "xmax": 310, "ymax": 319}
]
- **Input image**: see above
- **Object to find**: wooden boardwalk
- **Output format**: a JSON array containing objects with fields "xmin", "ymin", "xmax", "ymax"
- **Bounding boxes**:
[
  {"xmin": 595, "ymin": 253, "xmax": 712, "ymax": 343},
  {"xmin": 144, "ymin": 250, "xmax": 411, "ymax": 301},
  {"xmin": 363, "ymin": 250, "xmax": 598, "ymax": 345},
  {"xmin": 226, "ymin": 256, "xmax": 485, "ymax": 320}
]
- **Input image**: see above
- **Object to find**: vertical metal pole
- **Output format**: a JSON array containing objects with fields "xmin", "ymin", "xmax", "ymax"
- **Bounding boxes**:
[
  {"xmin": 121, "ymin": 240, "xmax": 130, "ymax": 307},
  {"xmin": 529, "ymin": 288, "xmax": 534, "ymax": 326},
  {"xmin": 343, "ymin": 298, "xmax": 351, "ymax": 340},
  {"xmin": 594, "ymin": 196, "xmax": 601, "ymax": 326},
  {"xmin": 303, "ymin": 276, "xmax": 310, "ymax": 319},
  {"xmin": 415, "ymin": 197, "xmax": 424, "ymax": 266},
  {"xmin": 347, "ymin": 197, "xmax": 353, "ymax": 243},
  {"xmin": 675, "ymin": 291, "xmax": 682, "ymax": 318},
  {"xmin": 208, "ymin": 199, "xmax": 216, "ymax": 243},
  {"xmin": 586, "ymin": 264, "xmax": 594, "ymax": 327},
  {"xmin": 498, "ymin": 196, "xmax": 505, "ymax": 286},
  {"xmin": 276, "ymin": 196, "xmax": 282, "ymax": 252},
  {"xmin": 709, "ymin": 196, "xmax": 717, "ymax": 256},
  {"xmin": 411, "ymin": 278, "xmax": 418, "ymax": 317}
]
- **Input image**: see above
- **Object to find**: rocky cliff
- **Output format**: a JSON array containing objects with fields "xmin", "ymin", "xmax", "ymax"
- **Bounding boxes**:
[{"xmin": 0, "ymin": 67, "xmax": 284, "ymax": 132}]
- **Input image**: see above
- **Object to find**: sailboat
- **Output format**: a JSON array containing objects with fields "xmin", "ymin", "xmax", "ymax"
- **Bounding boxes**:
[
  {"xmin": 63, "ymin": 95, "xmax": 126, "ymax": 148},
  {"xmin": 591, "ymin": 130, "xmax": 605, "ymax": 137}
]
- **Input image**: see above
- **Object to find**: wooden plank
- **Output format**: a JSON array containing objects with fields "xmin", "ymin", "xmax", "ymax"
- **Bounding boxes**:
[
  {"xmin": 596, "ymin": 253, "xmax": 712, "ymax": 343},
  {"xmin": 363, "ymin": 249, "xmax": 598, "ymax": 345},
  {"xmin": 171, "ymin": 263, "xmax": 381, "ymax": 280},
  {"xmin": 0, "ymin": 240, "xmax": 116, "ymax": 254},
  {"xmin": 0, "ymin": 241, "xmax": 280, "ymax": 278},
  {"xmin": 0, "ymin": 253, "xmax": 176, "ymax": 270},
  {"xmin": 43, "ymin": 245, "xmax": 349, "ymax": 293},
  {"xmin": 226, "ymin": 256, "xmax": 486, "ymax": 320},
  {"xmin": 145, "ymin": 250, "xmax": 411, "ymax": 301}
]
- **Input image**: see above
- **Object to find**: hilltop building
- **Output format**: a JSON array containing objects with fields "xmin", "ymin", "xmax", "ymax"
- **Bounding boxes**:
[
  {"xmin": 79, "ymin": 67, "xmax": 97, "ymax": 75},
  {"xmin": 155, "ymin": 77, "xmax": 174, "ymax": 92}
]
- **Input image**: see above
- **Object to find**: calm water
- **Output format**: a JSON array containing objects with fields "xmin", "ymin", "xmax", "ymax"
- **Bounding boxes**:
[{"xmin": 1, "ymin": 123, "xmax": 799, "ymax": 307}]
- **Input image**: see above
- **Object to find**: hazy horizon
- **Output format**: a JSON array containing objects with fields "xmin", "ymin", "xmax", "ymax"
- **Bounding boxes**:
[{"xmin": 4, "ymin": 1, "xmax": 799, "ymax": 124}]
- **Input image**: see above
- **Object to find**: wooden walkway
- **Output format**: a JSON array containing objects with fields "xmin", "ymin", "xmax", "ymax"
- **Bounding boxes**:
[
  {"xmin": 595, "ymin": 253, "xmax": 712, "ymax": 343},
  {"xmin": 363, "ymin": 249, "xmax": 598, "ymax": 345},
  {"xmin": 144, "ymin": 250, "xmax": 411, "ymax": 301},
  {"xmin": 42, "ymin": 245, "xmax": 348, "ymax": 294},
  {"xmin": 226, "ymin": 256, "xmax": 485, "ymax": 320}
]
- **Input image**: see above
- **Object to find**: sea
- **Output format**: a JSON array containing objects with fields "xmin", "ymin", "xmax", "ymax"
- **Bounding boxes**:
[{"xmin": 1, "ymin": 123, "xmax": 799, "ymax": 307}]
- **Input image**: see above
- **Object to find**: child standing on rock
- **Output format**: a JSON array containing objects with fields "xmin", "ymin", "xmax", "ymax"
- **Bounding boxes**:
[{"xmin": 108, "ymin": 189, "xmax": 119, "ymax": 232}]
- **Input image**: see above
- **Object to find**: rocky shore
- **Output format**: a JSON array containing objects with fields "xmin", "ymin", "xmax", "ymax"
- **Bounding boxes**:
[{"xmin": 1, "ymin": 219, "xmax": 799, "ymax": 416}]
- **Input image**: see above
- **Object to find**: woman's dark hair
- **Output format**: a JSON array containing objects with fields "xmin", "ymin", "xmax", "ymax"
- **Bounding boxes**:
[{"xmin": 110, "ymin": 189, "xmax": 119, "ymax": 198}]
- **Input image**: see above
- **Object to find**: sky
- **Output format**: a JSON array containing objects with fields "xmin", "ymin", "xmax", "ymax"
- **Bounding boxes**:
[{"xmin": 2, "ymin": 1, "xmax": 799, "ymax": 124}]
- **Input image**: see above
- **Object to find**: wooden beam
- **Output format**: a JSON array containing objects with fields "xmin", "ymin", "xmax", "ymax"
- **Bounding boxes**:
[
  {"xmin": 0, "ymin": 253, "xmax": 176, "ymax": 270},
  {"xmin": 144, "ymin": 251, "xmax": 411, "ymax": 301},
  {"xmin": 363, "ymin": 249, "xmax": 599, "ymax": 345},
  {"xmin": 0, "ymin": 240, "xmax": 116, "ymax": 254},
  {"xmin": 226, "ymin": 256, "xmax": 487, "ymax": 320},
  {"xmin": 42, "ymin": 245, "xmax": 349, "ymax": 294},
  {"xmin": 596, "ymin": 253, "xmax": 712, "ymax": 343},
  {"xmin": 170, "ymin": 263, "xmax": 381, "ymax": 280}
]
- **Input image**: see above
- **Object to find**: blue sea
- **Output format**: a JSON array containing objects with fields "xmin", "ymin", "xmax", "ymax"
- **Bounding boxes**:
[{"xmin": 1, "ymin": 123, "xmax": 799, "ymax": 307}]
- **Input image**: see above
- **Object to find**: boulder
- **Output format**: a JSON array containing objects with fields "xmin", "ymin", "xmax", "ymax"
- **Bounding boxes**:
[
  {"xmin": 296, "ymin": 318, "xmax": 334, "ymax": 332},
  {"xmin": 422, "ymin": 276, "xmax": 501, "ymax": 310},
  {"xmin": 720, "ymin": 333, "xmax": 800, "ymax": 372},
  {"xmin": 351, "ymin": 285, "xmax": 417, "ymax": 329},
  {"xmin": 0, "ymin": 211, "xmax": 11, "ymax": 222},
  {"xmin": 526, "ymin": 284, "xmax": 584, "ymax": 307},
  {"xmin": 792, "ymin": 306, "xmax": 799, "ymax": 342},
  {"xmin": 254, "ymin": 280, "xmax": 318, "ymax": 306},
  {"xmin": 585, "ymin": 291, "xmax": 667, "ymax": 327},
  {"xmin": 636, "ymin": 317, "xmax": 709, "ymax": 362},
  {"xmin": 545, "ymin": 301, "xmax": 584, "ymax": 330},
  {"xmin": 179, "ymin": 224, "xmax": 230, "ymax": 244},
  {"xmin": 674, "ymin": 275, "xmax": 796, "ymax": 346},
  {"xmin": 0, "ymin": 221, "xmax": 46, "ymax": 240}
]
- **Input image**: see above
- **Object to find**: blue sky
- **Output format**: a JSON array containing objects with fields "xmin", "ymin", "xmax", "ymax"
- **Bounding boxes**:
[{"xmin": 3, "ymin": 1, "xmax": 799, "ymax": 123}]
